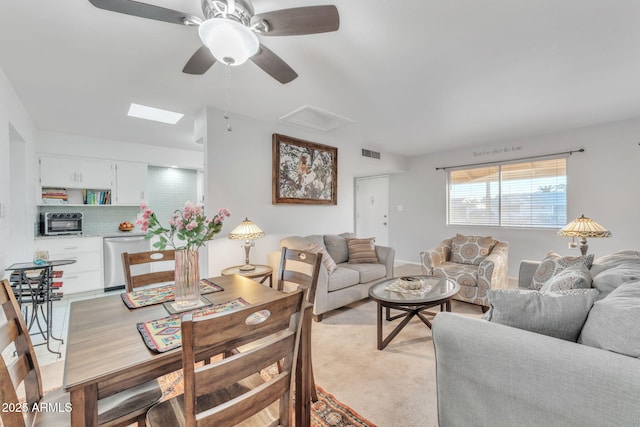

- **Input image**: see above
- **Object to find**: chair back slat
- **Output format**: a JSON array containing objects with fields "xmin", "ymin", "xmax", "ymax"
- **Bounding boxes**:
[
  {"xmin": 131, "ymin": 271, "xmax": 175, "ymax": 288},
  {"xmin": 276, "ymin": 247, "xmax": 322, "ymax": 304},
  {"xmin": 0, "ymin": 317, "xmax": 19, "ymax": 353},
  {"xmin": 0, "ymin": 279, "xmax": 43, "ymax": 427},
  {"xmin": 122, "ymin": 250, "xmax": 176, "ymax": 292},
  {"xmin": 198, "ymin": 372, "xmax": 290, "ymax": 426},
  {"xmin": 180, "ymin": 289, "xmax": 305, "ymax": 427},
  {"xmin": 190, "ymin": 293, "xmax": 302, "ymax": 351},
  {"xmin": 194, "ymin": 332, "xmax": 295, "ymax": 396}
]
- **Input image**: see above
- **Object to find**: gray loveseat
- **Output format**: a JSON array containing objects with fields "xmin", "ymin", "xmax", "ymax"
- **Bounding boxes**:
[
  {"xmin": 432, "ymin": 250, "xmax": 640, "ymax": 427},
  {"xmin": 267, "ymin": 233, "xmax": 395, "ymax": 321}
]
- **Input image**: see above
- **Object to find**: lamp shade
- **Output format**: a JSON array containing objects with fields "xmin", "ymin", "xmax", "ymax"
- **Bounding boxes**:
[
  {"xmin": 228, "ymin": 218, "xmax": 264, "ymax": 240},
  {"xmin": 198, "ymin": 18, "xmax": 259, "ymax": 66},
  {"xmin": 557, "ymin": 214, "xmax": 611, "ymax": 238}
]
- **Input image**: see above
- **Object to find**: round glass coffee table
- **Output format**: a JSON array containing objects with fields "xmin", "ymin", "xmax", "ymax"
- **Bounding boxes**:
[{"xmin": 368, "ymin": 276, "xmax": 459, "ymax": 350}]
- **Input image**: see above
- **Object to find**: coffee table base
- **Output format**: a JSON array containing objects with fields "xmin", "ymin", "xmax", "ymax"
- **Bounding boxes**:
[{"xmin": 376, "ymin": 300, "xmax": 452, "ymax": 350}]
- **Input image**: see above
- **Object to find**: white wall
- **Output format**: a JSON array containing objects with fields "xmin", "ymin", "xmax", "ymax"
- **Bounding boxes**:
[
  {"xmin": 390, "ymin": 117, "xmax": 640, "ymax": 277},
  {"xmin": 200, "ymin": 107, "xmax": 409, "ymax": 275},
  {"xmin": 36, "ymin": 130, "xmax": 204, "ymax": 169},
  {"xmin": 0, "ymin": 67, "xmax": 38, "ymax": 277}
]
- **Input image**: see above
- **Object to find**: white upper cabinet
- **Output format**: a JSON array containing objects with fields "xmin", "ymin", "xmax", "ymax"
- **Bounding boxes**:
[
  {"xmin": 114, "ymin": 161, "xmax": 148, "ymax": 205},
  {"xmin": 40, "ymin": 155, "xmax": 114, "ymax": 189}
]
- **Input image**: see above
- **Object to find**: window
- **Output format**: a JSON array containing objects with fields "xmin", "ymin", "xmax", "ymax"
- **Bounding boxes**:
[{"xmin": 447, "ymin": 158, "xmax": 567, "ymax": 228}]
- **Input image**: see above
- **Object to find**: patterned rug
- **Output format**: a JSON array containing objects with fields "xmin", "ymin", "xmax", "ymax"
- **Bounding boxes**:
[{"xmin": 158, "ymin": 364, "xmax": 377, "ymax": 427}]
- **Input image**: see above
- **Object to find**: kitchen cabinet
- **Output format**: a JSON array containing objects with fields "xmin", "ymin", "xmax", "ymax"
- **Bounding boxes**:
[
  {"xmin": 39, "ymin": 155, "xmax": 114, "ymax": 189},
  {"xmin": 114, "ymin": 161, "xmax": 147, "ymax": 205},
  {"xmin": 34, "ymin": 236, "xmax": 103, "ymax": 295}
]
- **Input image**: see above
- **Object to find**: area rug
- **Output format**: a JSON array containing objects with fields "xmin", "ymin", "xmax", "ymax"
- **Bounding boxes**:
[{"xmin": 158, "ymin": 367, "xmax": 377, "ymax": 427}]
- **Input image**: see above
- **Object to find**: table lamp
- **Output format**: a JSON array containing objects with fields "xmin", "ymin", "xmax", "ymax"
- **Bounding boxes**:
[
  {"xmin": 557, "ymin": 214, "xmax": 611, "ymax": 256},
  {"xmin": 228, "ymin": 218, "xmax": 265, "ymax": 271}
]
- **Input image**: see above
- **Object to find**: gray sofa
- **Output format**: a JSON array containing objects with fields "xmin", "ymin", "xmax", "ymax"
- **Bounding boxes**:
[
  {"xmin": 432, "ymin": 250, "xmax": 640, "ymax": 427},
  {"xmin": 267, "ymin": 233, "xmax": 395, "ymax": 321}
]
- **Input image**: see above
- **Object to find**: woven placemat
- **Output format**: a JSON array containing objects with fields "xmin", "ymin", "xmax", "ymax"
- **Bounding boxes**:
[
  {"xmin": 136, "ymin": 297, "xmax": 249, "ymax": 353},
  {"xmin": 121, "ymin": 279, "xmax": 223, "ymax": 309}
]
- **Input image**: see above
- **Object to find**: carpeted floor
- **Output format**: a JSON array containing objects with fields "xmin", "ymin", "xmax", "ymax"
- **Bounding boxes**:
[
  {"xmin": 37, "ymin": 263, "xmax": 509, "ymax": 427},
  {"xmin": 308, "ymin": 264, "xmax": 491, "ymax": 427}
]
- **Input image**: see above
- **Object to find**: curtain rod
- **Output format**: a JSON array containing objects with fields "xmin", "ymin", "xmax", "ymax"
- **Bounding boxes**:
[{"xmin": 435, "ymin": 148, "xmax": 585, "ymax": 171}]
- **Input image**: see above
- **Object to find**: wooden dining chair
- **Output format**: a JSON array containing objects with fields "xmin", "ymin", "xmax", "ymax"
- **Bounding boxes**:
[
  {"xmin": 276, "ymin": 246, "xmax": 323, "ymax": 406},
  {"xmin": 0, "ymin": 279, "xmax": 162, "ymax": 427},
  {"xmin": 146, "ymin": 288, "xmax": 306, "ymax": 427},
  {"xmin": 122, "ymin": 249, "xmax": 176, "ymax": 292}
]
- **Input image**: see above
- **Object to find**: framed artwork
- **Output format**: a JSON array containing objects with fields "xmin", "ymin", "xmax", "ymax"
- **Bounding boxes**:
[{"xmin": 272, "ymin": 133, "xmax": 338, "ymax": 205}]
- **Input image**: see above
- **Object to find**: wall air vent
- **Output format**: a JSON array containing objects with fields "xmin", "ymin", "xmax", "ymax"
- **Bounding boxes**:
[{"xmin": 361, "ymin": 149, "xmax": 381, "ymax": 159}]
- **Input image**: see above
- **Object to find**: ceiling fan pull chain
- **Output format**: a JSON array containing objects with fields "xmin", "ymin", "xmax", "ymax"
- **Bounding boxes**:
[{"xmin": 225, "ymin": 63, "xmax": 232, "ymax": 132}]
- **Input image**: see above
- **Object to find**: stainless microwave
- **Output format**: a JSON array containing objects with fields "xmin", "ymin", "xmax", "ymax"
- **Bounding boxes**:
[{"xmin": 40, "ymin": 212, "xmax": 83, "ymax": 236}]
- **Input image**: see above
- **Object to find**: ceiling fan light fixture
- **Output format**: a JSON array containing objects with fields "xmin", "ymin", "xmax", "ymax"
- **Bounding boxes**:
[{"xmin": 198, "ymin": 18, "xmax": 259, "ymax": 65}]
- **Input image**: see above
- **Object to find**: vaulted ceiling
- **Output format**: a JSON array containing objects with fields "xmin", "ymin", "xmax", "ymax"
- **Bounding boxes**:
[{"xmin": 2, "ymin": 1, "xmax": 640, "ymax": 156}]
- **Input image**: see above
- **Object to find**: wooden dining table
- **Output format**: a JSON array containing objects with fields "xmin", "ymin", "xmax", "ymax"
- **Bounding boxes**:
[{"xmin": 63, "ymin": 274, "xmax": 312, "ymax": 427}]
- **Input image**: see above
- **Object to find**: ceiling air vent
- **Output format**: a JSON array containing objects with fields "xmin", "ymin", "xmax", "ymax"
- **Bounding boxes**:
[
  {"xmin": 361, "ymin": 149, "xmax": 381, "ymax": 159},
  {"xmin": 280, "ymin": 105, "xmax": 354, "ymax": 132}
]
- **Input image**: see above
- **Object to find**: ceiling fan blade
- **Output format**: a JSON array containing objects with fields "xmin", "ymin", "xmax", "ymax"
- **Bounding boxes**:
[
  {"xmin": 251, "ymin": 5, "xmax": 339, "ymax": 36},
  {"xmin": 88, "ymin": 0, "xmax": 199, "ymax": 26},
  {"xmin": 183, "ymin": 46, "xmax": 216, "ymax": 75},
  {"xmin": 250, "ymin": 44, "xmax": 298, "ymax": 84}
]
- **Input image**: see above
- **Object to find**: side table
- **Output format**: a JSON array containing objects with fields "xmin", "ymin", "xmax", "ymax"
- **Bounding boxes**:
[{"xmin": 220, "ymin": 264, "xmax": 273, "ymax": 288}]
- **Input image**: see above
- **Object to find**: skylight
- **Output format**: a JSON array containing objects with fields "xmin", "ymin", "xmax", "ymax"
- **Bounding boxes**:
[{"xmin": 127, "ymin": 103, "xmax": 184, "ymax": 125}]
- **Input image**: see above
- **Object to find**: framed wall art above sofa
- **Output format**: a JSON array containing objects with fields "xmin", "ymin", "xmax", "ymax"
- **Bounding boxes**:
[{"xmin": 272, "ymin": 133, "xmax": 338, "ymax": 205}]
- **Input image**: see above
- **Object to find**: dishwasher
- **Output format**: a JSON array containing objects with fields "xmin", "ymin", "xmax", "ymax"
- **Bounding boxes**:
[{"xmin": 103, "ymin": 235, "xmax": 151, "ymax": 291}]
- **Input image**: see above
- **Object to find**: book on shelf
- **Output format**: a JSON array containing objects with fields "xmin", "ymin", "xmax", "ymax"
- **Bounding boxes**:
[
  {"xmin": 42, "ymin": 188, "xmax": 69, "ymax": 204},
  {"xmin": 82, "ymin": 189, "xmax": 112, "ymax": 205}
]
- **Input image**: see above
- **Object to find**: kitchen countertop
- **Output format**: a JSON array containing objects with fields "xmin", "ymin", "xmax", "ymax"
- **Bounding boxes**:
[{"xmin": 35, "ymin": 231, "xmax": 147, "ymax": 240}]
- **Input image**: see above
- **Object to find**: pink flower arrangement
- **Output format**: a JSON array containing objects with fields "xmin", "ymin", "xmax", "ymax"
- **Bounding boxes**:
[{"xmin": 137, "ymin": 201, "xmax": 231, "ymax": 251}]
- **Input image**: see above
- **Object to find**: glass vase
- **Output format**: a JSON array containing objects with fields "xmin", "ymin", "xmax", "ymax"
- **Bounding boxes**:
[{"xmin": 174, "ymin": 248, "xmax": 200, "ymax": 308}]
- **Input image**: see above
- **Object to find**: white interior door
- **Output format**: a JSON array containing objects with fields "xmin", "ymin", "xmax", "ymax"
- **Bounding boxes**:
[{"xmin": 355, "ymin": 175, "xmax": 389, "ymax": 246}]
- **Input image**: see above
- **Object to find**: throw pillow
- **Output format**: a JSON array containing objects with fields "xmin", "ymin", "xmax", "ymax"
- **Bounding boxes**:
[
  {"xmin": 305, "ymin": 243, "xmax": 337, "ymax": 274},
  {"xmin": 324, "ymin": 234, "xmax": 352, "ymax": 264},
  {"xmin": 346, "ymin": 238, "xmax": 379, "ymax": 264},
  {"xmin": 530, "ymin": 251, "xmax": 595, "ymax": 290},
  {"xmin": 539, "ymin": 263, "xmax": 592, "ymax": 292},
  {"xmin": 450, "ymin": 234, "xmax": 497, "ymax": 266},
  {"xmin": 486, "ymin": 288, "xmax": 599, "ymax": 342},
  {"xmin": 578, "ymin": 280, "xmax": 640, "ymax": 357}
]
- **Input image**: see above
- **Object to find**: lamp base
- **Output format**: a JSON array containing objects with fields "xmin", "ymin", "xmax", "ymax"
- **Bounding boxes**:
[{"xmin": 239, "ymin": 264, "xmax": 256, "ymax": 272}]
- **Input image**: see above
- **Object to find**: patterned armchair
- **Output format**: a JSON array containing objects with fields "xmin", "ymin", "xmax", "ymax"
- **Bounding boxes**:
[{"xmin": 420, "ymin": 234, "xmax": 509, "ymax": 311}]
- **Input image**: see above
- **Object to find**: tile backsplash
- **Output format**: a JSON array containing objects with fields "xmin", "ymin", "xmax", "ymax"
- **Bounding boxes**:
[
  {"xmin": 36, "ymin": 206, "xmax": 141, "ymax": 235},
  {"xmin": 36, "ymin": 166, "xmax": 198, "ymax": 236}
]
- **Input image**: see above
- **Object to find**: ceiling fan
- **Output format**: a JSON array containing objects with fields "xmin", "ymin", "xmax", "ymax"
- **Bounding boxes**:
[{"xmin": 88, "ymin": 0, "xmax": 340, "ymax": 84}]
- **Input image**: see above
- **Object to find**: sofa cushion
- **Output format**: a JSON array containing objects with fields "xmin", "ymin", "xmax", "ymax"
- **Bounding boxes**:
[
  {"xmin": 540, "ymin": 263, "xmax": 592, "ymax": 292},
  {"xmin": 530, "ymin": 251, "xmax": 595, "ymax": 290},
  {"xmin": 592, "ymin": 264, "xmax": 640, "ymax": 300},
  {"xmin": 341, "ymin": 263, "xmax": 386, "ymax": 283},
  {"xmin": 450, "ymin": 234, "xmax": 497, "ymax": 266},
  {"xmin": 433, "ymin": 262, "xmax": 478, "ymax": 287},
  {"xmin": 305, "ymin": 243, "xmax": 337, "ymax": 274},
  {"xmin": 324, "ymin": 233, "xmax": 354, "ymax": 264},
  {"xmin": 486, "ymin": 288, "xmax": 599, "ymax": 342},
  {"xmin": 347, "ymin": 238, "xmax": 379, "ymax": 264},
  {"xmin": 327, "ymin": 265, "xmax": 361, "ymax": 292},
  {"xmin": 280, "ymin": 235, "xmax": 325, "ymax": 251},
  {"xmin": 590, "ymin": 250, "xmax": 640, "ymax": 277},
  {"xmin": 578, "ymin": 280, "xmax": 640, "ymax": 357}
]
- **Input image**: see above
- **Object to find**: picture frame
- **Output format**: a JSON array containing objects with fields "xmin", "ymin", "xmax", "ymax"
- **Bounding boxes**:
[{"xmin": 272, "ymin": 133, "xmax": 338, "ymax": 205}]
